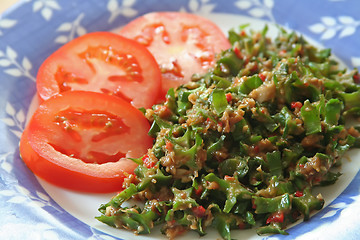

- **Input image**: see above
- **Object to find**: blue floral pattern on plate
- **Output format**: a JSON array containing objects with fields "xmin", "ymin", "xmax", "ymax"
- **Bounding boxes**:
[{"xmin": 1, "ymin": 1, "xmax": 359, "ymax": 239}]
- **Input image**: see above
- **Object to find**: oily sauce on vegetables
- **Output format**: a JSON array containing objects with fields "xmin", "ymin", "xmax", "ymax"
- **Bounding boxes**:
[{"xmin": 96, "ymin": 25, "xmax": 360, "ymax": 239}]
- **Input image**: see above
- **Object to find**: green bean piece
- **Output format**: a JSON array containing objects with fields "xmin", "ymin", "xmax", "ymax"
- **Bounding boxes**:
[
  {"xmin": 210, "ymin": 89, "xmax": 228, "ymax": 114},
  {"xmin": 300, "ymin": 100, "xmax": 322, "ymax": 135},
  {"xmin": 96, "ymin": 24, "xmax": 360, "ymax": 239},
  {"xmin": 292, "ymin": 188, "xmax": 324, "ymax": 220}
]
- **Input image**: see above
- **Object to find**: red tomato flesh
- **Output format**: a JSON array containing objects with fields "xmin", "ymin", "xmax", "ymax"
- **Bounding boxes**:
[
  {"xmin": 119, "ymin": 12, "xmax": 231, "ymax": 98},
  {"xmin": 20, "ymin": 91, "xmax": 153, "ymax": 193},
  {"xmin": 36, "ymin": 32, "xmax": 161, "ymax": 108}
]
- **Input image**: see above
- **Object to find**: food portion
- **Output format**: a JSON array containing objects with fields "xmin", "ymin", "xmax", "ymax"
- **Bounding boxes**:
[
  {"xmin": 20, "ymin": 91, "xmax": 153, "ymax": 192},
  {"xmin": 96, "ymin": 26, "xmax": 360, "ymax": 239},
  {"xmin": 20, "ymin": 12, "xmax": 231, "ymax": 194},
  {"xmin": 18, "ymin": 9, "xmax": 360, "ymax": 239},
  {"xmin": 36, "ymin": 32, "xmax": 161, "ymax": 108},
  {"xmin": 119, "ymin": 12, "xmax": 231, "ymax": 99}
]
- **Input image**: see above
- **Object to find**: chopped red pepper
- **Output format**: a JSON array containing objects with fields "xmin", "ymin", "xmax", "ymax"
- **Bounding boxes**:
[
  {"xmin": 266, "ymin": 211, "xmax": 284, "ymax": 224},
  {"xmin": 142, "ymin": 154, "xmax": 156, "ymax": 168},
  {"xmin": 193, "ymin": 206, "xmax": 206, "ymax": 218},
  {"xmin": 165, "ymin": 141, "xmax": 173, "ymax": 151},
  {"xmin": 259, "ymin": 72, "xmax": 266, "ymax": 82},
  {"xmin": 194, "ymin": 185, "xmax": 203, "ymax": 196},
  {"xmin": 295, "ymin": 191, "xmax": 304, "ymax": 197},
  {"xmin": 251, "ymin": 63, "xmax": 258, "ymax": 72},
  {"xmin": 233, "ymin": 46, "xmax": 243, "ymax": 59},
  {"xmin": 279, "ymin": 49, "xmax": 287, "ymax": 55},
  {"xmin": 314, "ymin": 176, "xmax": 322, "ymax": 183},
  {"xmin": 224, "ymin": 175, "xmax": 235, "ymax": 181},
  {"xmin": 238, "ymin": 221, "xmax": 246, "ymax": 229},
  {"xmin": 240, "ymin": 30, "xmax": 247, "ymax": 37},
  {"xmin": 252, "ymin": 199, "xmax": 257, "ymax": 209},
  {"xmin": 291, "ymin": 101, "xmax": 303, "ymax": 109},
  {"xmin": 225, "ymin": 93, "xmax": 232, "ymax": 102},
  {"xmin": 353, "ymin": 72, "xmax": 360, "ymax": 84},
  {"xmin": 253, "ymin": 145, "xmax": 260, "ymax": 153}
]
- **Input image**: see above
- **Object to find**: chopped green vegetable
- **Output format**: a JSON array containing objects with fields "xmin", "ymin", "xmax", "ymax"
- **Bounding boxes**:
[{"xmin": 97, "ymin": 25, "xmax": 360, "ymax": 240}]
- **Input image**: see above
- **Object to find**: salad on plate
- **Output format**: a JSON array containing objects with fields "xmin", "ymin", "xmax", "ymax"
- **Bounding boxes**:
[{"xmin": 18, "ymin": 11, "xmax": 360, "ymax": 240}]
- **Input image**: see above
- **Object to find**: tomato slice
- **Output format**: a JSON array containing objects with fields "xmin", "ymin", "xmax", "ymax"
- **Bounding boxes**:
[
  {"xmin": 20, "ymin": 91, "xmax": 153, "ymax": 193},
  {"xmin": 36, "ymin": 32, "xmax": 161, "ymax": 108},
  {"xmin": 118, "ymin": 12, "xmax": 231, "ymax": 98}
]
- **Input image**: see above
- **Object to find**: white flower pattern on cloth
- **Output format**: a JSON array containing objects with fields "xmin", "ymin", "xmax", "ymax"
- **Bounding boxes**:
[
  {"xmin": 32, "ymin": 0, "xmax": 61, "ymax": 21},
  {"xmin": 235, "ymin": 0, "xmax": 275, "ymax": 22},
  {"xmin": 180, "ymin": 0, "xmax": 216, "ymax": 14},
  {"xmin": 107, "ymin": 0, "xmax": 138, "ymax": 23},
  {"xmin": 0, "ymin": 17, "xmax": 17, "ymax": 36},
  {"xmin": 0, "ymin": 184, "xmax": 62, "ymax": 212},
  {"xmin": 0, "ymin": 0, "xmax": 360, "ymax": 240},
  {"xmin": 0, "ymin": 222, "xmax": 60, "ymax": 240},
  {"xmin": 0, "ymin": 46, "xmax": 35, "ymax": 81},
  {"xmin": 54, "ymin": 13, "xmax": 87, "ymax": 44},
  {"xmin": 309, "ymin": 16, "xmax": 360, "ymax": 40}
]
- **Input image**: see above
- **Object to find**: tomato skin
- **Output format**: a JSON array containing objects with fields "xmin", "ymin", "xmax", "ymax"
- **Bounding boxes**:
[
  {"xmin": 119, "ymin": 12, "xmax": 231, "ymax": 99},
  {"xmin": 20, "ymin": 91, "xmax": 153, "ymax": 193},
  {"xmin": 36, "ymin": 32, "xmax": 161, "ymax": 109}
]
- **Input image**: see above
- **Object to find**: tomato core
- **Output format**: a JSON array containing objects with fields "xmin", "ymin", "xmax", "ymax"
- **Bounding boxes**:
[
  {"xmin": 54, "ymin": 46, "xmax": 144, "ymax": 98},
  {"xmin": 51, "ymin": 108, "xmax": 130, "ymax": 164}
]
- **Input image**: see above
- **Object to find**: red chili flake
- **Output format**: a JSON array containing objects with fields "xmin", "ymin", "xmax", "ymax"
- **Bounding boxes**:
[
  {"xmin": 240, "ymin": 30, "xmax": 247, "ymax": 37},
  {"xmin": 142, "ymin": 155, "xmax": 155, "ymax": 168},
  {"xmin": 252, "ymin": 199, "xmax": 257, "ymax": 209},
  {"xmin": 266, "ymin": 211, "xmax": 284, "ymax": 224},
  {"xmin": 193, "ymin": 206, "xmax": 206, "ymax": 218},
  {"xmin": 314, "ymin": 176, "xmax": 321, "ymax": 183},
  {"xmin": 244, "ymin": 57, "xmax": 249, "ymax": 65},
  {"xmin": 353, "ymin": 73, "xmax": 360, "ymax": 84},
  {"xmin": 251, "ymin": 63, "xmax": 258, "ymax": 72},
  {"xmin": 224, "ymin": 175, "xmax": 235, "ymax": 181},
  {"xmin": 280, "ymin": 49, "xmax": 287, "ymax": 55},
  {"xmin": 259, "ymin": 73, "xmax": 266, "ymax": 82},
  {"xmin": 238, "ymin": 221, "xmax": 246, "ymax": 229},
  {"xmin": 217, "ymin": 121, "xmax": 223, "ymax": 127},
  {"xmin": 253, "ymin": 145, "xmax": 260, "ymax": 153},
  {"xmin": 291, "ymin": 101, "xmax": 303, "ymax": 109},
  {"xmin": 226, "ymin": 93, "xmax": 232, "ymax": 102},
  {"xmin": 295, "ymin": 191, "xmax": 304, "ymax": 197},
  {"xmin": 233, "ymin": 46, "xmax": 243, "ymax": 59},
  {"xmin": 165, "ymin": 141, "xmax": 173, "ymax": 151},
  {"xmin": 194, "ymin": 186, "xmax": 203, "ymax": 196},
  {"xmin": 299, "ymin": 164, "xmax": 304, "ymax": 168}
]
